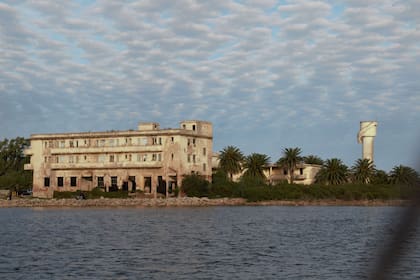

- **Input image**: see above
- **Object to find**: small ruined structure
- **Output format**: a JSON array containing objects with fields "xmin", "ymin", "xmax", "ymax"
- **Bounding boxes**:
[
  {"xmin": 24, "ymin": 120, "xmax": 213, "ymax": 198},
  {"xmin": 357, "ymin": 121, "xmax": 378, "ymax": 163}
]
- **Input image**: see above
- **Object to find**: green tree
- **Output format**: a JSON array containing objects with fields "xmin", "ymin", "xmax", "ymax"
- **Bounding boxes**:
[
  {"xmin": 371, "ymin": 169, "xmax": 389, "ymax": 185},
  {"xmin": 243, "ymin": 153, "xmax": 270, "ymax": 181},
  {"xmin": 181, "ymin": 174, "xmax": 210, "ymax": 197},
  {"xmin": 0, "ymin": 137, "xmax": 31, "ymax": 190},
  {"xmin": 277, "ymin": 147, "xmax": 303, "ymax": 184},
  {"xmin": 351, "ymin": 158, "xmax": 375, "ymax": 184},
  {"xmin": 218, "ymin": 146, "xmax": 244, "ymax": 181},
  {"xmin": 315, "ymin": 158, "xmax": 349, "ymax": 185},
  {"xmin": 304, "ymin": 155, "xmax": 324, "ymax": 165},
  {"xmin": 389, "ymin": 165, "xmax": 419, "ymax": 186}
]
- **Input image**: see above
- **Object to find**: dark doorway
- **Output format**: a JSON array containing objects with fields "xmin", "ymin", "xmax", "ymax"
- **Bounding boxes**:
[
  {"xmin": 122, "ymin": 181, "xmax": 128, "ymax": 191},
  {"xmin": 157, "ymin": 176, "xmax": 166, "ymax": 195},
  {"xmin": 144, "ymin": 177, "xmax": 151, "ymax": 193},
  {"xmin": 129, "ymin": 176, "xmax": 136, "ymax": 192}
]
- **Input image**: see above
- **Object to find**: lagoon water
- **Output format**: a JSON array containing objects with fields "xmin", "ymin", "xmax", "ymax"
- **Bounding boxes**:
[{"xmin": 0, "ymin": 206, "xmax": 419, "ymax": 279}]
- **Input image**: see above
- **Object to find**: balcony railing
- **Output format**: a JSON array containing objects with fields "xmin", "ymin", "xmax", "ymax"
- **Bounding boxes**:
[
  {"xmin": 50, "ymin": 161, "xmax": 163, "ymax": 170},
  {"xmin": 50, "ymin": 145, "xmax": 163, "ymax": 155}
]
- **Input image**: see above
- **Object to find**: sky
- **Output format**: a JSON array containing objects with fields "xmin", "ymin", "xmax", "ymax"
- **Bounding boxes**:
[{"xmin": 1, "ymin": 0, "xmax": 419, "ymax": 172}]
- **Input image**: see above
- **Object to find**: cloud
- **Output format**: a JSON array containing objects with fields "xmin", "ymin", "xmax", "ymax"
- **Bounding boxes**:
[{"xmin": 0, "ymin": 0, "xmax": 419, "ymax": 171}]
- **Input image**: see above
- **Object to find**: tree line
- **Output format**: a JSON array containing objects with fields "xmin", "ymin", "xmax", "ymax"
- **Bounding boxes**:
[
  {"xmin": 182, "ymin": 145, "xmax": 419, "ymax": 201},
  {"xmin": 217, "ymin": 145, "xmax": 419, "ymax": 187}
]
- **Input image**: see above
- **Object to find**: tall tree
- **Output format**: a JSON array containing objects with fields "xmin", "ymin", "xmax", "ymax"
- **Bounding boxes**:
[
  {"xmin": 0, "ymin": 137, "xmax": 31, "ymax": 190},
  {"xmin": 389, "ymin": 165, "xmax": 419, "ymax": 186},
  {"xmin": 304, "ymin": 155, "xmax": 324, "ymax": 165},
  {"xmin": 315, "ymin": 158, "xmax": 349, "ymax": 185},
  {"xmin": 243, "ymin": 153, "xmax": 270, "ymax": 180},
  {"xmin": 277, "ymin": 147, "xmax": 303, "ymax": 184},
  {"xmin": 218, "ymin": 146, "xmax": 244, "ymax": 181},
  {"xmin": 351, "ymin": 158, "xmax": 375, "ymax": 184}
]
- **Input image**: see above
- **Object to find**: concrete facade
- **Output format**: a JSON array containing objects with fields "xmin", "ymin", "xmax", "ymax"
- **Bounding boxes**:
[
  {"xmin": 24, "ymin": 120, "xmax": 213, "ymax": 198},
  {"xmin": 357, "ymin": 121, "xmax": 377, "ymax": 163}
]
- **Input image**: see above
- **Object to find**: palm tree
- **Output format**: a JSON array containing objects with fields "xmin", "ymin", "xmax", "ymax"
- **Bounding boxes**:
[
  {"xmin": 218, "ymin": 146, "xmax": 244, "ymax": 181},
  {"xmin": 243, "ymin": 153, "xmax": 270, "ymax": 180},
  {"xmin": 371, "ymin": 169, "xmax": 389, "ymax": 185},
  {"xmin": 351, "ymin": 158, "xmax": 375, "ymax": 184},
  {"xmin": 389, "ymin": 165, "xmax": 419, "ymax": 186},
  {"xmin": 277, "ymin": 147, "xmax": 303, "ymax": 184},
  {"xmin": 304, "ymin": 155, "xmax": 324, "ymax": 165},
  {"xmin": 315, "ymin": 158, "xmax": 349, "ymax": 185}
]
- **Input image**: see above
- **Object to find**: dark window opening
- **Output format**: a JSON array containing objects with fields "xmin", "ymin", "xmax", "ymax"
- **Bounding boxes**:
[
  {"xmin": 111, "ymin": 176, "xmax": 117, "ymax": 187},
  {"xmin": 97, "ymin": 176, "xmax": 104, "ymax": 187},
  {"xmin": 192, "ymin": 125, "xmax": 196, "ymax": 131},
  {"xmin": 70, "ymin": 177, "xmax": 77, "ymax": 187},
  {"xmin": 44, "ymin": 177, "xmax": 50, "ymax": 187},
  {"xmin": 300, "ymin": 168, "xmax": 304, "ymax": 175},
  {"xmin": 283, "ymin": 169, "xmax": 288, "ymax": 175},
  {"xmin": 57, "ymin": 177, "xmax": 64, "ymax": 187}
]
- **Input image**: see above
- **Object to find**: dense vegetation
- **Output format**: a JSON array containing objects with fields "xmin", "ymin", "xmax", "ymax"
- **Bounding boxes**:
[
  {"xmin": 53, "ymin": 188, "xmax": 129, "ymax": 199},
  {"xmin": 182, "ymin": 145, "xmax": 419, "ymax": 202},
  {"xmin": 0, "ymin": 137, "xmax": 32, "ymax": 191}
]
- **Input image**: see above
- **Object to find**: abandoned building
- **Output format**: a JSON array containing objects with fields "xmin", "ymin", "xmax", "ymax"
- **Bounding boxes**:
[{"xmin": 24, "ymin": 120, "xmax": 213, "ymax": 198}]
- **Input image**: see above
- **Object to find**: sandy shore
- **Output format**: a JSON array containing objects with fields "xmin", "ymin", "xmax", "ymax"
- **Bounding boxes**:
[{"xmin": 0, "ymin": 197, "xmax": 409, "ymax": 208}]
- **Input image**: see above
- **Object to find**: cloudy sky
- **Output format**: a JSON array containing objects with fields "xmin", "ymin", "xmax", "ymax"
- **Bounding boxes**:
[{"xmin": 1, "ymin": 0, "xmax": 419, "ymax": 171}]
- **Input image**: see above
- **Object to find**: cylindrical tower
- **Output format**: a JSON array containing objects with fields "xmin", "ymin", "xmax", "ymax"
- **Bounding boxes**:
[{"xmin": 357, "ymin": 121, "xmax": 378, "ymax": 162}]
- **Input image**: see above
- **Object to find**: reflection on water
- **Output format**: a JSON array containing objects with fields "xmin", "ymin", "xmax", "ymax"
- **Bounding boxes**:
[{"xmin": 0, "ymin": 206, "xmax": 419, "ymax": 279}]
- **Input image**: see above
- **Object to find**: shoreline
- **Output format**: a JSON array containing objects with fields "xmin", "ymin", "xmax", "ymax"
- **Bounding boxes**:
[{"xmin": 0, "ymin": 197, "xmax": 410, "ymax": 208}]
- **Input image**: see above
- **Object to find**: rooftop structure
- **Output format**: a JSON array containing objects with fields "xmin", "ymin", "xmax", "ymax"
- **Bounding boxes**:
[{"xmin": 24, "ymin": 120, "xmax": 213, "ymax": 198}]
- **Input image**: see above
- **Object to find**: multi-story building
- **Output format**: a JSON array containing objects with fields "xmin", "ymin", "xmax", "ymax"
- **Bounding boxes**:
[{"xmin": 24, "ymin": 120, "xmax": 213, "ymax": 198}]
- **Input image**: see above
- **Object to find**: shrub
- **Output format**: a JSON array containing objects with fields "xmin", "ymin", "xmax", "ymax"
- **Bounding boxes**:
[{"xmin": 181, "ymin": 174, "xmax": 210, "ymax": 197}]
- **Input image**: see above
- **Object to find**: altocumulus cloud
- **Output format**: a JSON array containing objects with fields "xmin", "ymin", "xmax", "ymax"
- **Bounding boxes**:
[{"xmin": 0, "ymin": 0, "xmax": 419, "ymax": 171}]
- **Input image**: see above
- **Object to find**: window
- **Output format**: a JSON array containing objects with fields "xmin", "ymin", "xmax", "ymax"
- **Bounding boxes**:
[
  {"xmin": 98, "ymin": 154, "xmax": 106, "ymax": 163},
  {"xmin": 203, "ymin": 147, "xmax": 206, "ymax": 156},
  {"xmin": 69, "ymin": 141, "xmax": 74, "ymax": 148},
  {"xmin": 111, "ymin": 176, "xmax": 117, "ymax": 187},
  {"xmin": 58, "ymin": 156, "xmax": 66, "ymax": 163},
  {"xmin": 152, "ymin": 154, "xmax": 156, "ymax": 161},
  {"xmin": 171, "ymin": 137, "xmax": 174, "ymax": 143},
  {"xmin": 143, "ymin": 154, "xmax": 147, "ymax": 162},
  {"xmin": 203, "ymin": 163, "xmax": 206, "ymax": 172},
  {"xmin": 69, "ymin": 156, "xmax": 74, "ymax": 163},
  {"xmin": 70, "ymin": 177, "xmax": 77, "ymax": 187},
  {"xmin": 171, "ymin": 153, "xmax": 174, "ymax": 160},
  {"xmin": 183, "ymin": 124, "xmax": 186, "ymax": 129},
  {"xmin": 98, "ymin": 139, "xmax": 105, "ymax": 147},
  {"xmin": 300, "ymin": 168, "xmax": 304, "ymax": 175},
  {"xmin": 188, "ymin": 154, "xmax": 191, "ymax": 163},
  {"xmin": 110, "ymin": 155, "xmax": 115, "ymax": 162},
  {"xmin": 59, "ymin": 141, "xmax": 65, "ymax": 148},
  {"xmin": 84, "ymin": 155, "xmax": 87, "ymax": 161},
  {"xmin": 283, "ymin": 169, "xmax": 288, "ymax": 175},
  {"xmin": 192, "ymin": 125, "xmax": 196, "ymax": 131},
  {"xmin": 157, "ymin": 154, "xmax": 161, "ymax": 161},
  {"xmin": 187, "ymin": 139, "xmax": 191, "ymax": 146},
  {"xmin": 158, "ymin": 138, "xmax": 162, "ymax": 145},
  {"xmin": 192, "ymin": 138, "xmax": 196, "ymax": 145},
  {"xmin": 57, "ymin": 177, "xmax": 64, "ymax": 187},
  {"xmin": 139, "ymin": 137, "xmax": 148, "ymax": 146},
  {"xmin": 44, "ymin": 177, "xmax": 50, "ymax": 187},
  {"xmin": 109, "ymin": 139, "xmax": 115, "ymax": 146},
  {"xmin": 193, "ymin": 154, "xmax": 196, "ymax": 163},
  {"xmin": 97, "ymin": 177, "xmax": 104, "ymax": 187}
]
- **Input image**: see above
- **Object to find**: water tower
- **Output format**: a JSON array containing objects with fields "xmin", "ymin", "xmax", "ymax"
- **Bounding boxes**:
[{"xmin": 357, "ymin": 121, "xmax": 378, "ymax": 162}]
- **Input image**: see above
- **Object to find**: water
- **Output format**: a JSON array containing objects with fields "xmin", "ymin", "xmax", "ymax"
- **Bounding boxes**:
[{"xmin": 0, "ymin": 206, "xmax": 419, "ymax": 279}]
